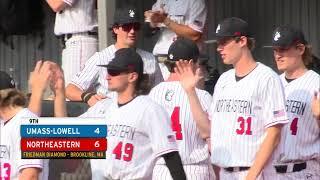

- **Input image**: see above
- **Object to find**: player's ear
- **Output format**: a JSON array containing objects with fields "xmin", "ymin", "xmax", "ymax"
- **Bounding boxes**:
[
  {"xmin": 238, "ymin": 36, "xmax": 247, "ymax": 48},
  {"xmin": 296, "ymin": 44, "xmax": 305, "ymax": 56},
  {"xmin": 128, "ymin": 72, "xmax": 138, "ymax": 83}
]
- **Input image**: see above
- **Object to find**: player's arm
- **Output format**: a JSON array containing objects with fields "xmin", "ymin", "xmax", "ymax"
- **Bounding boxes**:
[
  {"xmin": 28, "ymin": 61, "xmax": 52, "ymax": 115},
  {"xmin": 19, "ymin": 167, "xmax": 41, "ymax": 180},
  {"xmin": 175, "ymin": 60, "xmax": 211, "ymax": 139},
  {"xmin": 65, "ymin": 84, "xmax": 84, "ymax": 101},
  {"xmin": 46, "ymin": 0, "xmax": 70, "ymax": 12},
  {"xmin": 312, "ymin": 91, "xmax": 320, "ymax": 127},
  {"xmin": 66, "ymin": 84, "xmax": 106, "ymax": 106},
  {"xmin": 50, "ymin": 62, "xmax": 67, "ymax": 117},
  {"xmin": 162, "ymin": 151, "xmax": 186, "ymax": 180},
  {"xmin": 65, "ymin": 53, "xmax": 106, "ymax": 106},
  {"xmin": 150, "ymin": 13, "xmax": 202, "ymax": 41},
  {"xmin": 246, "ymin": 125, "xmax": 282, "ymax": 180}
]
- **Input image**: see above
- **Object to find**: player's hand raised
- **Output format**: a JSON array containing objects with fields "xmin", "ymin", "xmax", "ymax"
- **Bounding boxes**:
[
  {"xmin": 175, "ymin": 60, "xmax": 203, "ymax": 93},
  {"xmin": 48, "ymin": 62, "xmax": 65, "ymax": 94},
  {"xmin": 29, "ymin": 60, "xmax": 52, "ymax": 95}
]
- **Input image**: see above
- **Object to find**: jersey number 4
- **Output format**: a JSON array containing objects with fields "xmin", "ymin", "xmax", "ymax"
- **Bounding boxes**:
[
  {"xmin": 290, "ymin": 117, "xmax": 299, "ymax": 135},
  {"xmin": 236, "ymin": 116, "xmax": 252, "ymax": 135},
  {"xmin": 112, "ymin": 142, "xmax": 134, "ymax": 162},
  {"xmin": 171, "ymin": 107, "xmax": 183, "ymax": 140}
]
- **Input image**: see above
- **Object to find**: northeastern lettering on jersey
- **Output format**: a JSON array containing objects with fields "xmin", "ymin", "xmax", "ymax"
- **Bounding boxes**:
[
  {"xmin": 108, "ymin": 124, "xmax": 136, "ymax": 140},
  {"xmin": 214, "ymin": 99, "xmax": 252, "ymax": 115},
  {"xmin": 286, "ymin": 99, "xmax": 306, "ymax": 116}
]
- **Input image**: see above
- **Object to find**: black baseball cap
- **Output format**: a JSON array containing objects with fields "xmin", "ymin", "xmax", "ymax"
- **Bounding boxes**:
[
  {"xmin": 271, "ymin": 26, "xmax": 308, "ymax": 48},
  {"xmin": 205, "ymin": 17, "xmax": 251, "ymax": 44},
  {"xmin": 167, "ymin": 38, "xmax": 200, "ymax": 62},
  {"xmin": 113, "ymin": 6, "xmax": 140, "ymax": 25},
  {"xmin": 0, "ymin": 71, "xmax": 15, "ymax": 90},
  {"xmin": 98, "ymin": 48, "xmax": 143, "ymax": 75}
]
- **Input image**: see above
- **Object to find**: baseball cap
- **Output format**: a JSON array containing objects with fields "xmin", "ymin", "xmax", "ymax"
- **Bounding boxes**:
[
  {"xmin": 113, "ymin": 6, "xmax": 140, "ymax": 25},
  {"xmin": 98, "ymin": 48, "xmax": 143, "ymax": 76},
  {"xmin": 0, "ymin": 71, "xmax": 15, "ymax": 90},
  {"xmin": 271, "ymin": 25, "xmax": 308, "ymax": 48},
  {"xmin": 167, "ymin": 38, "xmax": 200, "ymax": 62},
  {"xmin": 205, "ymin": 17, "xmax": 251, "ymax": 44}
]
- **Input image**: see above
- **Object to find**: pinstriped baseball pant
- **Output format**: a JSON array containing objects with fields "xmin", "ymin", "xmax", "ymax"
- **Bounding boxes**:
[
  {"xmin": 152, "ymin": 163, "xmax": 215, "ymax": 180},
  {"xmin": 62, "ymin": 34, "xmax": 98, "ymax": 85}
]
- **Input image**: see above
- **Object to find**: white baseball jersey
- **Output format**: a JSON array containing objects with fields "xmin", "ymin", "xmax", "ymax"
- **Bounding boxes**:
[
  {"xmin": 70, "ymin": 44, "xmax": 163, "ymax": 96},
  {"xmin": 209, "ymin": 62, "xmax": 288, "ymax": 167},
  {"xmin": 54, "ymin": 0, "xmax": 98, "ymax": 35},
  {"xmin": 274, "ymin": 70, "xmax": 320, "ymax": 163},
  {"xmin": 149, "ymin": 81, "xmax": 211, "ymax": 164},
  {"xmin": 103, "ymin": 96, "xmax": 178, "ymax": 180},
  {"xmin": 151, "ymin": 0, "xmax": 207, "ymax": 55},
  {"xmin": 0, "ymin": 108, "xmax": 48, "ymax": 180},
  {"xmin": 79, "ymin": 98, "xmax": 113, "ymax": 180}
]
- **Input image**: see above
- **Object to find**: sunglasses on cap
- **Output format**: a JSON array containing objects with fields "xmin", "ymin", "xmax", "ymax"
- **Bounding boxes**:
[
  {"xmin": 120, "ymin": 23, "xmax": 140, "ymax": 32},
  {"xmin": 107, "ymin": 69, "xmax": 129, "ymax": 76}
]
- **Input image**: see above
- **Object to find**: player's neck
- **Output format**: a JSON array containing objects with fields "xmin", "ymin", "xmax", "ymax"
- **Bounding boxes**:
[
  {"xmin": 166, "ymin": 73, "xmax": 179, "ymax": 81},
  {"xmin": 115, "ymin": 42, "xmax": 136, "ymax": 49},
  {"xmin": 0, "ymin": 106, "xmax": 23, "ymax": 122},
  {"xmin": 285, "ymin": 66, "xmax": 308, "ymax": 79},
  {"xmin": 234, "ymin": 52, "xmax": 257, "ymax": 77},
  {"xmin": 117, "ymin": 88, "xmax": 137, "ymax": 105}
]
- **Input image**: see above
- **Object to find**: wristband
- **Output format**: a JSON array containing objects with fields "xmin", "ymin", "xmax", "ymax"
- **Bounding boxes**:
[{"xmin": 81, "ymin": 92, "xmax": 95, "ymax": 103}]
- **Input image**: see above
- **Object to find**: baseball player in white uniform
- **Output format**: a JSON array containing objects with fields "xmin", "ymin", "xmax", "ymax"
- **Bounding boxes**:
[
  {"xmin": 264, "ymin": 26, "xmax": 320, "ymax": 179},
  {"xmin": 145, "ymin": 0, "xmax": 207, "ymax": 80},
  {"xmin": 175, "ymin": 17, "xmax": 289, "ymax": 180},
  {"xmin": 149, "ymin": 38, "xmax": 215, "ymax": 180},
  {"xmin": 0, "ymin": 72, "xmax": 49, "ymax": 180},
  {"xmin": 66, "ymin": 6, "xmax": 163, "ymax": 106},
  {"xmin": 46, "ymin": 0, "xmax": 98, "ymax": 84},
  {"xmin": 92, "ymin": 48, "xmax": 186, "ymax": 179},
  {"xmin": 48, "ymin": 49, "xmax": 186, "ymax": 180}
]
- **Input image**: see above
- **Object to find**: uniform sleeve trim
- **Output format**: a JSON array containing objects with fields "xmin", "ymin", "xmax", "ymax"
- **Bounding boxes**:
[
  {"xmin": 187, "ymin": 24, "xmax": 203, "ymax": 33},
  {"xmin": 154, "ymin": 148, "xmax": 179, "ymax": 157},
  {"xmin": 265, "ymin": 119, "xmax": 289, "ymax": 128},
  {"xmin": 18, "ymin": 164, "xmax": 43, "ymax": 171}
]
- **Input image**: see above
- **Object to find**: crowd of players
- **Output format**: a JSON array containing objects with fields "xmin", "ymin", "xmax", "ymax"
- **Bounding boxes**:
[{"xmin": 1, "ymin": 2, "xmax": 320, "ymax": 180}]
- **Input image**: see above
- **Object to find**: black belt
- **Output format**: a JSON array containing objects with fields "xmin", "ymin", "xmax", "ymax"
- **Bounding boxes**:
[
  {"xmin": 224, "ymin": 166, "xmax": 250, "ymax": 172},
  {"xmin": 64, "ymin": 31, "xmax": 98, "ymax": 40},
  {"xmin": 275, "ymin": 162, "xmax": 307, "ymax": 173}
]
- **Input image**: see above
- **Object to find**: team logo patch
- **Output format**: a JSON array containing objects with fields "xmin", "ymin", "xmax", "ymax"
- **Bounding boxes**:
[
  {"xmin": 165, "ymin": 90, "xmax": 174, "ymax": 101},
  {"xmin": 274, "ymin": 31, "xmax": 281, "ymax": 41},
  {"xmin": 129, "ymin": 10, "xmax": 135, "ymax": 18},
  {"xmin": 169, "ymin": 54, "xmax": 174, "ymax": 60},
  {"xmin": 216, "ymin": 24, "xmax": 221, "ymax": 33}
]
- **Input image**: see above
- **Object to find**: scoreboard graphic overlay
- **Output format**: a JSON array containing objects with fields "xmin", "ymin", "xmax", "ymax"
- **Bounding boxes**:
[{"xmin": 20, "ymin": 118, "xmax": 107, "ymax": 159}]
